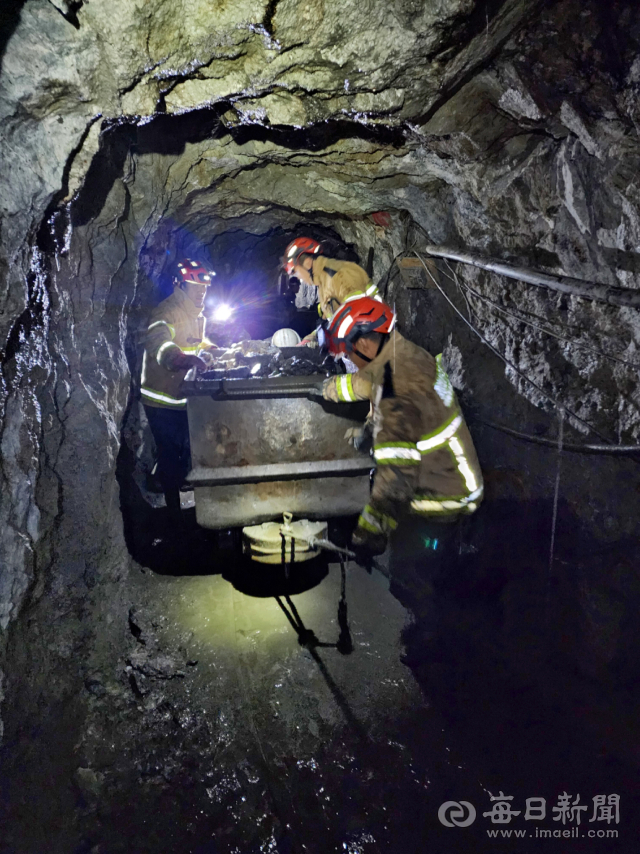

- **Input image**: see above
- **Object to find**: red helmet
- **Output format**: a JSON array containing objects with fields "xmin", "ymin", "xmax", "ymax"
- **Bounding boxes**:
[
  {"xmin": 323, "ymin": 296, "xmax": 395, "ymax": 356},
  {"xmin": 175, "ymin": 258, "xmax": 214, "ymax": 285},
  {"xmin": 283, "ymin": 237, "xmax": 322, "ymax": 275}
]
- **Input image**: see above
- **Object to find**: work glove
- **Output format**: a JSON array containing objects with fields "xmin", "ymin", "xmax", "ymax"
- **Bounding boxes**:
[
  {"xmin": 299, "ymin": 331, "xmax": 319, "ymax": 348},
  {"xmin": 306, "ymin": 383, "xmax": 324, "ymax": 399},
  {"xmin": 351, "ymin": 523, "xmax": 387, "ymax": 559},
  {"xmin": 164, "ymin": 349, "xmax": 208, "ymax": 372},
  {"xmin": 321, "ymin": 377, "xmax": 340, "ymax": 402},
  {"xmin": 344, "ymin": 427, "xmax": 362, "ymax": 445},
  {"xmin": 198, "ymin": 349, "xmax": 217, "ymax": 369},
  {"xmin": 344, "ymin": 420, "xmax": 373, "ymax": 454}
]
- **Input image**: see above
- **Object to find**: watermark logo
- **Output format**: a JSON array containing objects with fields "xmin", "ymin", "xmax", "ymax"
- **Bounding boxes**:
[
  {"xmin": 437, "ymin": 792, "xmax": 620, "ymax": 839},
  {"xmin": 438, "ymin": 801, "xmax": 477, "ymax": 827}
]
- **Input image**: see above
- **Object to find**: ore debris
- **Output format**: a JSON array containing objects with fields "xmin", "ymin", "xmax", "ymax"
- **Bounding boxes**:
[{"xmin": 201, "ymin": 340, "xmax": 339, "ymax": 379}]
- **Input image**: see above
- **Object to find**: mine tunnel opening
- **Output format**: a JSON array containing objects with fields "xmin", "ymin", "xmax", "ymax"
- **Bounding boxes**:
[
  {"xmin": 3, "ymin": 3, "xmax": 640, "ymax": 845},
  {"xmin": 51, "ymin": 101, "xmax": 640, "ymax": 723},
  {"xmin": 115, "ymin": 211, "xmax": 371, "ymax": 581}
]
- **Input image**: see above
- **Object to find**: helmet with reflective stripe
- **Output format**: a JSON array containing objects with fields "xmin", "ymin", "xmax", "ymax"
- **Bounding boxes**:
[
  {"xmin": 323, "ymin": 296, "xmax": 395, "ymax": 356},
  {"xmin": 283, "ymin": 237, "xmax": 322, "ymax": 275},
  {"xmin": 176, "ymin": 258, "xmax": 214, "ymax": 285}
]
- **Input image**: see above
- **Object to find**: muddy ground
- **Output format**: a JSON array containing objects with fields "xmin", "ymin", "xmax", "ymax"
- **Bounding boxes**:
[{"xmin": 1, "ymin": 493, "xmax": 638, "ymax": 853}]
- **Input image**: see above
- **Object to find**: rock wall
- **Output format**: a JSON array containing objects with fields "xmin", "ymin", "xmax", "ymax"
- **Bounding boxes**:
[{"xmin": 0, "ymin": 0, "xmax": 640, "ymax": 747}]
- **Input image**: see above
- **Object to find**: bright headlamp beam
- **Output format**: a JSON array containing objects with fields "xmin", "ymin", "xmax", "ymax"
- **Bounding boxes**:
[{"xmin": 213, "ymin": 304, "xmax": 233, "ymax": 321}]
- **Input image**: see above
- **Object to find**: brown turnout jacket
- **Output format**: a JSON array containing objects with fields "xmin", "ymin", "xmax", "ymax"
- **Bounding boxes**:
[
  {"xmin": 310, "ymin": 256, "xmax": 379, "ymax": 319},
  {"xmin": 323, "ymin": 332, "xmax": 483, "ymax": 529},
  {"xmin": 141, "ymin": 287, "xmax": 208, "ymax": 409}
]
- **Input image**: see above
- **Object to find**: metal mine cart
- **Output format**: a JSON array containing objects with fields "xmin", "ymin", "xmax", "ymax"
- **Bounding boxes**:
[{"xmin": 182, "ymin": 372, "xmax": 371, "ymax": 560}]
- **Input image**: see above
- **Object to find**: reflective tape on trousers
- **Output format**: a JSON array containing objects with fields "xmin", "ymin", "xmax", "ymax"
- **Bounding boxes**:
[
  {"xmin": 358, "ymin": 509, "xmax": 384, "ymax": 535},
  {"xmin": 449, "ymin": 435, "xmax": 480, "ymax": 494},
  {"xmin": 410, "ymin": 500, "xmax": 479, "ymax": 516},
  {"xmin": 359, "ymin": 504, "xmax": 397, "ymax": 534},
  {"xmin": 410, "ymin": 486, "xmax": 483, "ymax": 514}
]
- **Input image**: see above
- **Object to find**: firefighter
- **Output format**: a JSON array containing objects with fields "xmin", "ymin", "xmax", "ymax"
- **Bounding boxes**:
[
  {"xmin": 141, "ymin": 259, "xmax": 218, "ymax": 517},
  {"xmin": 321, "ymin": 296, "xmax": 483, "ymax": 622},
  {"xmin": 283, "ymin": 237, "xmax": 381, "ymax": 343}
]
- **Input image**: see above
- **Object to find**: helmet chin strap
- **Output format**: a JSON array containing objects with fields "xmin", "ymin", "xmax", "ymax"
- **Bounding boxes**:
[
  {"xmin": 352, "ymin": 347, "xmax": 372, "ymax": 364},
  {"xmin": 351, "ymin": 334, "xmax": 388, "ymax": 363}
]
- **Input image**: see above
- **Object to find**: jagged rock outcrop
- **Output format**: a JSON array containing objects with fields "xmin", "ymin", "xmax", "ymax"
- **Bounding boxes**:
[
  {"xmin": 0, "ymin": 0, "xmax": 543, "ymax": 648},
  {"xmin": 1, "ymin": 5, "xmax": 640, "ymax": 839}
]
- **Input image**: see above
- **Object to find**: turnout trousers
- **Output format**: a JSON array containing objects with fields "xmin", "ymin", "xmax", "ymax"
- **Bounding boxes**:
[
  {"xmin": 388, "ymin": 515, "xmax": 460, "ymax": 634},
  {"xmin": 144, "ymin": 405, "xmax": 191, "ymax": 516}
]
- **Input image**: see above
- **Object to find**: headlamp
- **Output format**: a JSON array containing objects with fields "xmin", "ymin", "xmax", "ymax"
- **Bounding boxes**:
[{"xmin": 213, "ymin": 304, "xmax": 233, "ymax": 322}]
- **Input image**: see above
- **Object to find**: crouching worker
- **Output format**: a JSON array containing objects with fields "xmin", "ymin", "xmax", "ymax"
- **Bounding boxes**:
[
  {"xmin": 321, "ymin": 296, "xmax": 483, "ymax": 625},
  {"xmin": 141, "ymin": 259, "xmax": 218, "ymax": 519}
]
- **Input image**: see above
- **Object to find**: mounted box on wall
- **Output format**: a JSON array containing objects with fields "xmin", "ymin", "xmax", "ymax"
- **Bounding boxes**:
[{"xmin": 398, "ymin": 256, "xmax": 439, "ymax": 289}]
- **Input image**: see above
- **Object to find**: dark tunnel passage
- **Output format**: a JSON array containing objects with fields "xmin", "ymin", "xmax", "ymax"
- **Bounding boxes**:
[{"xmin": 2, "ymin": 0, "xmax": 640, "ymax": 852}]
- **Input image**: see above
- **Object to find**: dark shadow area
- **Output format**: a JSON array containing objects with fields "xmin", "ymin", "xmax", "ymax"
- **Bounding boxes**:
[
  {"xmin": 396, "ymin": 494, "xmax": 640, "ymax": 820},
  {"xmin": 227, "ymin": 116, "xmax": 406, "ymax": 152},
  {"xmin": 0, "ymin": 0, "xmax": 27, "ymax": 67},
  {"xmin": 50, "ymin": 0, "xmax": 83, "ymax": 29},
  {"xmin": 193, "ymin": 221, "xmax": 361, "ymax": 342},
  {"xmin": 224, "ymin": 555, "xmax": 329, "ymax": 598},
  {"xmin": 135, "ymin": 108, "xmax": 222, "ymax": 155},
  {"xmin": 70, "ymin": 123, "xmax": 137, "ymax": 228},
  {"xmin": 70, "ymin": 107, "xmax": 222, "ymax": 230},
  {"xmin": 67, "ymin": 102, "xmax": 407, "ymax": 238}
]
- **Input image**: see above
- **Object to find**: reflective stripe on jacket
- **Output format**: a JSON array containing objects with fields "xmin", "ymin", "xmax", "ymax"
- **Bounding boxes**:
[
  {"xmin": 323, "ymin": 332, "xmax": 483, "ymax": 526},
  {"xmin": 311, "ymin": 256, "xmax": 380, "ymax": 319},
  {"xmin": 141, "ymin": 287, "xmax": 207, "ymax": 409}
]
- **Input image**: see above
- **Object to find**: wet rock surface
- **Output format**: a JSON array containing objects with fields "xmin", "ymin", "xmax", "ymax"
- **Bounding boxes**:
[
  {"xmin": 1, "ymin": 0, "xmax": 640, "ymax": 849},
  {"xmin": 1, "ymin": 510, "xmax": 637, "ymax": 853}
]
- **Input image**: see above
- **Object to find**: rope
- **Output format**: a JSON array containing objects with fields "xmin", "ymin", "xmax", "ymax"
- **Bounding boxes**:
[
  {"xmin": 548, "ymin": 408, "xmax": 564, "ymax": 580},
  {"xmin": 337, "ymin": 555, "xmax": 353, "ymax": 655},
  {"xmin": 545, "ymin": 408, "xmax": 564, "ymax": 636}
]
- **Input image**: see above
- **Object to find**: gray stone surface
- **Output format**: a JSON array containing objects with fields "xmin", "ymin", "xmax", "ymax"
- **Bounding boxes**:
[{"xmin": 0, "ymin": 1, "xmax": 640, "ymax": 843}]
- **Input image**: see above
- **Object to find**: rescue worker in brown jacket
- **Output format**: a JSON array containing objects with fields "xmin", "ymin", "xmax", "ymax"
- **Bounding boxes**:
[
  {"xmin": 283, "ymin": 237, "xmax": 381, "ymax": 342},
  {"xmin": 321, "ymin": 296, "xmax": 483, "ymax": 623},
  {"xmin": 141, "ymin": 259, "xmax": 218, "ymax": 518}
]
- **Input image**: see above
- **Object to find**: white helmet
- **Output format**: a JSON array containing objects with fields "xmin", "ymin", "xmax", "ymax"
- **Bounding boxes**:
[{"xmin": 271, "ymin": 328, "xmax": 301, "ymax": 347}]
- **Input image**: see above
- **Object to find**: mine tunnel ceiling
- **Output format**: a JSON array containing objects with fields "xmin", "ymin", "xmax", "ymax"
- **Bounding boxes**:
[
  {"xmin": 4, "ymin": 5, "xmax": 640, "ymax": 848},
  {"xmin": 50, "ymin": 0, "xmax": 551, "ymax": 250}
]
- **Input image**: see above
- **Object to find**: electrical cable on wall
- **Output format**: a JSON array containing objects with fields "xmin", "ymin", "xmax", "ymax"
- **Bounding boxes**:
[
  {"xmin": 437, "ymin": 262, "xmax": 639, "ymax": 370},
  {"xmin": 379, "ymin": 251, "xmax": 406, "ymax": 302},
  {"xmin": 412, "ymin": 249, "xmax": 612, "ymax": 443},
  {"xmin": 475, "ymin": 417, "xmax": 640, "ymax": 455},
  {"xmin": 444, "ymin": 258, "xmax": 475, "ymax": 321}
]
